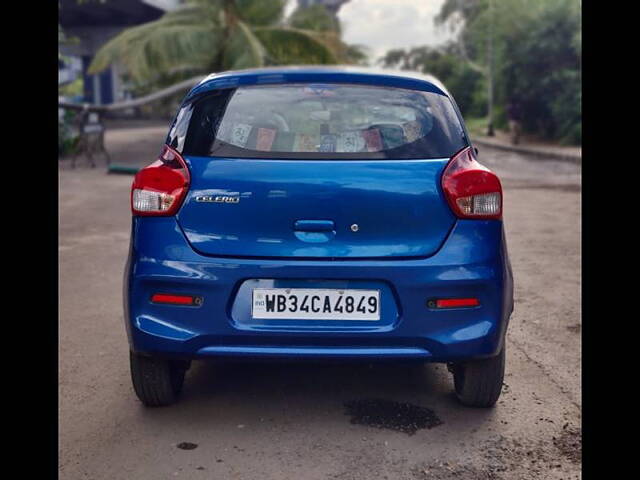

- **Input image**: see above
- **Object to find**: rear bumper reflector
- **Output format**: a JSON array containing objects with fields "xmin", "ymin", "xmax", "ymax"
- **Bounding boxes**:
[
  {"xmin": 151, "ymin": 293, "xmax": 202, "ymax": 306},
  {"xmin": 431, "ymin": 298, "xmax": 480, "ymax": 309}
]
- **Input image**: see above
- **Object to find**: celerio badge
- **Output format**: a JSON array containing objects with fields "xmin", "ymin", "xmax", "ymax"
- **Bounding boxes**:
[{"xmin": 195, "ymin": 195, "xmax": 240, "ymax": 204}]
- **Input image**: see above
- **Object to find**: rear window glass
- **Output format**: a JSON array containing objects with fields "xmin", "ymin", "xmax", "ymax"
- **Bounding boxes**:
[{"xmin": 175, "ymin": 83, "xmax": 467, "ymax": 159}]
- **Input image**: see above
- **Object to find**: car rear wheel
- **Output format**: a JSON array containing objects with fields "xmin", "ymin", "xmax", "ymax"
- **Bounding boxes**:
[
  {"xmin": 451, "ymin": 345, "xmax": 505, "ymax": 408},
  {"xmin": 129, "ymin": 351, "xmax": 188, "ymax": 407}
]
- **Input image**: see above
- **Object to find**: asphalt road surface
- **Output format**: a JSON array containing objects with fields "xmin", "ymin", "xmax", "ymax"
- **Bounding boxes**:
[{"xmin": 59, "ymin": 124, "xmax": 581, "ymax": 479}]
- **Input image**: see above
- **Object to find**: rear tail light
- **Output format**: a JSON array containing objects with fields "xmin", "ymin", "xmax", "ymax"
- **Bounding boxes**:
[
  {"xmin": 131, "ymin": 145, "xmax": 190, "ymax": 216},
  {"xmin": 441, "ymin": 147, "xmax": 502, "ymax": 219}
]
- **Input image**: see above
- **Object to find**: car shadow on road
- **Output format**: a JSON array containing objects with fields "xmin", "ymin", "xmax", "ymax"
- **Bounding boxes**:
[
  {"xmin": 136, "ymin": 360, "xmax": 499, "ymax": 435},
  {"xmin": 189, "ymin": 359, "xmax": 443, "ymax": 398}
]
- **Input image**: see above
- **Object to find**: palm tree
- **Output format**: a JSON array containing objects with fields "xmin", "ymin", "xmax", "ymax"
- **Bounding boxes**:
[{"xmin": 88, "ymin": 0, "xmax": 365, "ymax": 86}]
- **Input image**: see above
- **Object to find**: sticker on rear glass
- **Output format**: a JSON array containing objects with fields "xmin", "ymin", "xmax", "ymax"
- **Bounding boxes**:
[
  {"xmin": 256, "ymin": 127, "xmax": 277, "ymax": 151},
  {"xmin": 319, "ymin": 134, "xmax": 337, "ymax": 152},
  {"xmin": 272, "ymin": 131, "xmax": 296, "ymax": 151},
  {"xmin": 215, "ymin": 121, "xmax": 232, "ymax": 142},
  {"xmin": 229, "ymin": 123, "xmax": 252, "ymax": 147},
  {"xmin": 337, "ymin": 131, "xmax": 365, "ymax": 152},
  {"xmin": 403, "ymin": 121, "xmax": 423, "ymax": 143},
  {"xmin": 361, "ymin": 128, "xmax": 383, "ymax": 152},
  {"xmin": 294, "ymin": 134, "xmax": 319, "ymax": 152}
]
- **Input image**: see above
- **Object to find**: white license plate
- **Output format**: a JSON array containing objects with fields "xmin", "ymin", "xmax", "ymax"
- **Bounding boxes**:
[{"xmin": 252, "ymin": 288, "xmax": 380, "ymax": 321}]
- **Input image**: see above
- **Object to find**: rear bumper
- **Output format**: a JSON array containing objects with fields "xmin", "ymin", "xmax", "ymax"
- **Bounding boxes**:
[{"xmin": 124, "ymin": 217, "xmax": 513, "ymax": 362}]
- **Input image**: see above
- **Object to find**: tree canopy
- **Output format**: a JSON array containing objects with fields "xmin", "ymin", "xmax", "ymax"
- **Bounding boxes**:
[
  {"xmin": 382, "ymin": 0, "xmax": 581, "ymax": 144},
  {"xmin": 89, "ymin": 0, "xmax": 365, "ymax": 88},
  {"xmin": 435, "ymin": 0, "xmax": 582, "ymax": 144}
]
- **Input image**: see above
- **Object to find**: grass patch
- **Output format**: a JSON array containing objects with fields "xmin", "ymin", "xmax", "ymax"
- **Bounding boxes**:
[{"xmin": 464, "ymin": 116, "xmax": 489, "ymax": 137}]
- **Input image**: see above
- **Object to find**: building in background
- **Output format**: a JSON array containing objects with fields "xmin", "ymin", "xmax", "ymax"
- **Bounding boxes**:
[{"xmin": 59, "ymin": 0, "xmax": 182, "ymax": 105}]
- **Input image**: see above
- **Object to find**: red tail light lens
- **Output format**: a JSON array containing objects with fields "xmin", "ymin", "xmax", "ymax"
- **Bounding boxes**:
[
  {"xmin": 131, "ymin": 145, "xmax": 190, "ymax": 216},
  {"xmin": 441, "ymin": 147, "xmax": 502, "ymax": 219}
]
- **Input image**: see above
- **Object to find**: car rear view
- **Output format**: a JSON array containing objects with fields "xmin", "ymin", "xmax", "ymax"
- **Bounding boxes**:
[{"xmin": 124, "ymin": 67, "xmax": 514, "ymax": 408}]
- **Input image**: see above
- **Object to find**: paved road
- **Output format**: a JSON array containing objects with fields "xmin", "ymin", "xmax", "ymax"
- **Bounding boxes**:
[{"xmin": 59, "ymin": 125, "xmax": 581, "ymax": 479}]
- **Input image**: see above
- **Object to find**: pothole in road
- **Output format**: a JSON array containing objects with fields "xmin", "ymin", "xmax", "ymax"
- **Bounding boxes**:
[
  {"xmin": 177, "ymin": 442, "xmax": 198, "ymax": 450},
  {"xmin": 344, "ymin": 398, "xmax": 443, "ymax": 435},
  {"xmin": 566, "ymin": 323, "xmax": 581, "ymax": 334}
]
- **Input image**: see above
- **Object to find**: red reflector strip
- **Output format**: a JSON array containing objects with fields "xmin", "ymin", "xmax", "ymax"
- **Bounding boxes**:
[
  {"xmin": 435, "ymin": 298, "xmax": 480, "ymax": 308},
  {"xmin": 151, "ymin": 293, "xmax": 196, "ymax": 305}
]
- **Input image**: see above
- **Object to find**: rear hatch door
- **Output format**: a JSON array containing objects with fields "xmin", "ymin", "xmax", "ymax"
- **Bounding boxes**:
[
  {"xmin": 177, "ymin": 157, "xmax": 455, "ymax": 259},
  {"xmin": 172, "ymin": 81, "xmax": 468, "ymax": 258}
]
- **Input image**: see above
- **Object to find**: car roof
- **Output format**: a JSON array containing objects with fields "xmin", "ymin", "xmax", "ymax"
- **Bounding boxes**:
[{"xmin": 185, "ymin": 65, "xmax": 452, "ymax": 101}]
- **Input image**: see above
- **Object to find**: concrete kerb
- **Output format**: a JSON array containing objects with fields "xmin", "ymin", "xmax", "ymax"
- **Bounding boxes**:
[{"xmin": 472, "ymin": 137, "xmax": 581, "ymax": 164}]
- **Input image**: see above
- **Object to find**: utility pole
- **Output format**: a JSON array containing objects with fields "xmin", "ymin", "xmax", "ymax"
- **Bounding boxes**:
[{"xmin": 486, "ymin": 0, "xmax": 495, "ymax": 136}]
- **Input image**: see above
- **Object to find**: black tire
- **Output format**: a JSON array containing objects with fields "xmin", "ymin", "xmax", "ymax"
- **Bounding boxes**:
[
  {"xmin": 451, "ymin": 345, "xmax": 505, "ymax": 408},
  {"xmin": 129, "ymin": 351, "xmax": 187, "ymax": 407}
]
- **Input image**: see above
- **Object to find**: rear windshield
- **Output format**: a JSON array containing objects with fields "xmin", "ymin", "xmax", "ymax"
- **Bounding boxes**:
[{"xmin": 172, "ymin": 83, "xmax": 468, "ymax": 159}]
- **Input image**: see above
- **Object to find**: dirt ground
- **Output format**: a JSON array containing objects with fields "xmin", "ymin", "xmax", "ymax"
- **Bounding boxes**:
[{"xmin": 59, "ymin": 124, "xmax": 581, "ymax": 479}]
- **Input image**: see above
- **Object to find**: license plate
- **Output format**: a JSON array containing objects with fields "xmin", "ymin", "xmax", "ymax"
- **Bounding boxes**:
[{"xmin": 251, "ymin": 288, "xmax": 380, "ymax": 321}]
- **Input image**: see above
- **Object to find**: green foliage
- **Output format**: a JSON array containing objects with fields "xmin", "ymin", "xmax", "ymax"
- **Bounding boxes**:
[
  {"xmin": 88, "ymin": 0, "xmax": 365, "ymax": 89},
  {"xmin": 234, "ymin": 0, "xmax": 284, "ymax": 26},
  {"xmin": 379, "ymin": 44, "xmax": 485, "ymax": 117},
  {"xmin": 254, "ymin": 27, "xmax": 336, "ymax": 65},
  {"xmin": 289, "ymin": 4, "xmax": 341, "ymax": 33},
  {"xmin": 286, "ymin": 5, "xmax": 368, "ymax": 64},
  {"xmin": 498, "ymin": 0, "xmax": 581, "ymax": 143},
  {"xmin": 344, "ymin": 44, "xmax": 369, "ymax": 66},
  {"xmin": 464, "ymin": 116, "xmax": 488, "ymax": 137},
  {"xmin": 434, "ymin": 0, "xmax": 581, "ymax": 144},
  {"xmin": 492, "ymin": 103, "xmax": 507, "ymax": 131},
  {"xmin": 58, "ymin": 110, "xmax": 79, "ymax": 156},
  {"xmin": 550, "ymin": 72, "xmax": 581, "ymax": 145},
  {"xmin": 59, "ymin": 77, "xmax": 83, "ymax": 97}
]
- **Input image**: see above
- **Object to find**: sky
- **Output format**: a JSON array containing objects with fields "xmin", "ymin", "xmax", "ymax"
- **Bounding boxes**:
[{"xmin": 286, "ymin": 0, "xmax": 457, "ymax": 63}]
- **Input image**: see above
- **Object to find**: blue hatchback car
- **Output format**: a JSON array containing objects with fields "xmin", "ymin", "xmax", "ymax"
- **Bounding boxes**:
[{"xmin": 124, "ymin": 66, "xmax": 514, "ymax": 408}]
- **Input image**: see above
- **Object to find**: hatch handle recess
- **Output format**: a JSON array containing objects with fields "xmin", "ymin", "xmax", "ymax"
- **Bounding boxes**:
[{"xmin": 294, "ymin": 220, "xmax": 335, "ymax": 232}]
